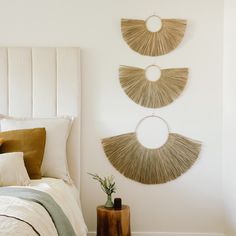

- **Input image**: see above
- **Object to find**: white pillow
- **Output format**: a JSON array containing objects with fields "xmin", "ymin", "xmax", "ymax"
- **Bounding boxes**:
[
  {"xmin": 0, "ymin": 152, "xmax": 30, "ymax": 186},
  {"xmin": 0, "ymin": 117, "xmax": 72, "ymax": 182}
]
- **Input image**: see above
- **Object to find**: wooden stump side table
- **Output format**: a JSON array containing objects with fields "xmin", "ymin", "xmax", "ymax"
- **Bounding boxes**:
[{"xmin": 97, "ymin": 205, "xmax": 131, "ymax": 236}]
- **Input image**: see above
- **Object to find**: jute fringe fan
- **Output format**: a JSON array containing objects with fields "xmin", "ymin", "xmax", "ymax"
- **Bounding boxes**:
[
  {"xmin": 121, "ymin": 16, "xmax": 187, "ymax": 56},
  {"xmin": 102, "ymin": 116, "xmax": 201, "ymax": 184},
  {"xmin": 119, "ymin": 65, "xmax": 188, "ymax": 108}
]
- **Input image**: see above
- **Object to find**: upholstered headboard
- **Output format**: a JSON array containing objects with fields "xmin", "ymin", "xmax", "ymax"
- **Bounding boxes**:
[{"xmin": 0, "ymin": 47, "xmax": 81, "ymax": 187}]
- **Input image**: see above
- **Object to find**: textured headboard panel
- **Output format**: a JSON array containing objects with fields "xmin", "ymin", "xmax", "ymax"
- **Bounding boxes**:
[{"xmin": 0, "ymin": 47, "xmax": 81, "ymax": 187}]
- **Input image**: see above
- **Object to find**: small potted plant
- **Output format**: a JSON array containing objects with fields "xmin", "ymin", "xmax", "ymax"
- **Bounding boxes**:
[{"xmin": 88, "ymin": 173, "xmax": 116, "ymax": 208}]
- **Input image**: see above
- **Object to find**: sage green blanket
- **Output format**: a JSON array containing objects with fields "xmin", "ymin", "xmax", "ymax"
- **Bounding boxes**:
[{"xmin": 0, "ymin": 187, "xmax": 76, "ymax": 236}]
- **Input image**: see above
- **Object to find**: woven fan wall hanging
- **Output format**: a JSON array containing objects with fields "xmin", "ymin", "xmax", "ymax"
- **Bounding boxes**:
[
  {"xmin": 121, "ymin": 15, "xmax": 187, "ymax": 56},
  {"xmin": 102, "ymin": 115, "xmax": 201, "ymax": 184},
  {"xmin": 119, "ymin": 65, "xmax": 188, "ymax": 108}
]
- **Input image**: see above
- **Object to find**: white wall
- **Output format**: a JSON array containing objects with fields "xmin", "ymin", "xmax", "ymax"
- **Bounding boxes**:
[
  {"xmin": 0, "ymin": 0, "xmax": 224, "ymax": 235},
  {"xmin": 223, "ymin": 0, "xmax": 236, "ymax": 235}
]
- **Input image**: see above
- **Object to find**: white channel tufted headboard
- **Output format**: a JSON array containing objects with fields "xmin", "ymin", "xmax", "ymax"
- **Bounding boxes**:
[{"xmin": 0, "ymin": 47, "xmax": 81, "ymax": 187}]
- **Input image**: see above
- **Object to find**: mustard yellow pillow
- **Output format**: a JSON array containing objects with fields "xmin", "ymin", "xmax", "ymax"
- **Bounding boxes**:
[{"xmin": 0, "ymin": 128, "xmax": 46, "ymax": 179}]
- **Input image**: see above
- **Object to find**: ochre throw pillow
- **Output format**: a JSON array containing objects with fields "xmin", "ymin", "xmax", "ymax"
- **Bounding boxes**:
[
  {"xmin": 0, "ymin": 128, "xmax": 46, "ymax": 179},
  {"xmin": 0, "ymin": 138, "xmax": 3, "ymax": 146}
]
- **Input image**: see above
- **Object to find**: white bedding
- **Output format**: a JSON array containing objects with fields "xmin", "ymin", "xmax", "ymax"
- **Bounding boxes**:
[{"xmin": 0, "ymin": 178, "xmax": 87, "ymax": 236}]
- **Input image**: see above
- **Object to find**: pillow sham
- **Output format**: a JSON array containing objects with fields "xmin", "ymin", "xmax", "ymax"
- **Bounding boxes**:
[
  {"xmin": 0, "ymin": 152, "xmax": 30, "ymax": 186},
  {"xmin": 0, "ymin": 117, "xmax": 72, "ymax": 182},
  {"xmin": 0, "ymin": 128, "xmax": 46, "ymax": 179}
]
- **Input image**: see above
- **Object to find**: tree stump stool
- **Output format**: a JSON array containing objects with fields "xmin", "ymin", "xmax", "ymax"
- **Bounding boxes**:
[{"xmin": 97, "ymin": 205, "xmax": 131, "ymax": 236}]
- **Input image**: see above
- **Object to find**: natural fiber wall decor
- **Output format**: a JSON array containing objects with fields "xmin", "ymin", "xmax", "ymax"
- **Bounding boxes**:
[
  {"xmin": 119, "ymin": 65, "xmax": 188, "ymax": 108},
  {"xmin": 121, "ymin": 15, "xmax": 187, "ymax": 56},
  {"xmin": 102, "ymin": 115, "xmax": 201, "ymax": 184}
]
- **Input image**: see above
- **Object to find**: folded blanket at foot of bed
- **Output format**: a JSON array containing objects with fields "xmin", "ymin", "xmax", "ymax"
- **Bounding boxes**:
[{"xmin": 0, "ymin": 187, "xmax": 76, "ymax": 236}]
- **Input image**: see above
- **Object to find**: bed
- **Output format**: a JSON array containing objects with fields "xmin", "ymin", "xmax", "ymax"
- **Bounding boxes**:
[{"xmin": 0, "ymin": 47, "xmax": 87, "ymax": 236}]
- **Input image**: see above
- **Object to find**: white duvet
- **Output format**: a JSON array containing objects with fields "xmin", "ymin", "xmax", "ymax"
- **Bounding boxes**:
[{"xmin": 0, "ymin": 178, "xmax": 88, "ymax": 236}]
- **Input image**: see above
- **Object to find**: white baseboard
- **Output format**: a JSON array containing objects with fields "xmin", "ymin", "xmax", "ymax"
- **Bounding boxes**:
[{"xmin": 87, "ymin": 232, "xmax": 225, "ymax": 236}]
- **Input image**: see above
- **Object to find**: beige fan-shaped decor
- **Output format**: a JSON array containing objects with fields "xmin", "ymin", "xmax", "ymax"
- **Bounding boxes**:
[
  {"xmin": 121, "ymin": 15, "xmax": 187, "ymax": 56},
  {"xmin": 102, "ymin": 115, "xmax": 201, "ymax": 184},
  {"xmin": 119, "ymin": 65, "xmax": 188, "ymax": 108}
]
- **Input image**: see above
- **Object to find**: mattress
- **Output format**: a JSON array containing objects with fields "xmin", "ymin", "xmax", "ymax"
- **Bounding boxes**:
[{"xmin": 0, "ymin": 178, "xmax": 88, "ymax": 236}]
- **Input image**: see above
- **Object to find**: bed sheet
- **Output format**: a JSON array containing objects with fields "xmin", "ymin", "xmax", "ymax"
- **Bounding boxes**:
[{"xmin": 0, "ymin": 178, "xmax": 87, "ymax": 236}]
